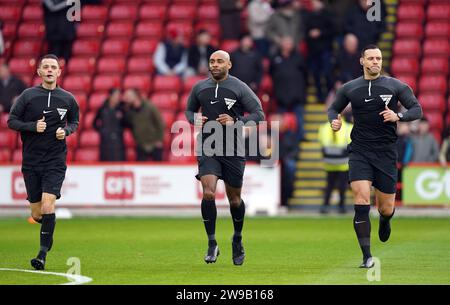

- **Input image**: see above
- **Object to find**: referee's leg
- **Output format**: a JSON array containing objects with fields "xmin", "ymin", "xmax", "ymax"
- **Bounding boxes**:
[
  {"xmin": 225, "ymin": 184, "xmax": 246, "ymax": 266},
  {"xmin": 375, "ymin": 189, "xmax": 396, "ymax": 243},
  {"xmin": 30, "ymin": 201, "xmax": 42, "ymax": 223},
  {"xmin": 200, "ymin": 175, "xmax": 220, "ymax": 263}
]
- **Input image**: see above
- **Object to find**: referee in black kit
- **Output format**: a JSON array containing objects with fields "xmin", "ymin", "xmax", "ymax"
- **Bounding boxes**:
[
  {"xmin": 185, "ymin": 50, "xmax": 265, "ymax": 265},
  {"xmin": 328, "ymin": 45, "xmax": 422, "ymax": 268},
  {"xmin": 8, "ymin": 54, "xmax": 79, "ymax": 270}
]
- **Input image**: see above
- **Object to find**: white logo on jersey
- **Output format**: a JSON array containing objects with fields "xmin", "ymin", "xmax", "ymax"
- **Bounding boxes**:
[
  {"xmin": 380, "ymin": 95, "xmax": 393, "ymax": 105},
  {"xmin": 57, "ymin": 108, "xmax": 67, "ymax": 120},
  {"xmin": 224, "ymin": 98, "xmax": 236, "ymax": 110}
]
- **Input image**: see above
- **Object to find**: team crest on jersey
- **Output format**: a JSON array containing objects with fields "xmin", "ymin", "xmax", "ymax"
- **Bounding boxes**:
[
  {"xmin": 224, "ymin": 98, "xmax": 236, "ymax": 110},
  {"xmin": 379, "ymin": 95, "xmax": 393, "ymax": 105},
  {"xmin": 57, "ymin": 108, "xmax": 67, "ymax": 120}
]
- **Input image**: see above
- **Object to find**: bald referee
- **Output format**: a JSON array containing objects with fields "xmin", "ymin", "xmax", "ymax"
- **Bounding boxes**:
[{"xmin": 185, "ymin": 50, "xmax": 265, "ymax": 265}]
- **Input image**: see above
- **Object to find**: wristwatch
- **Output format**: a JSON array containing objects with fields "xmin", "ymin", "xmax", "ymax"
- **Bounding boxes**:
[{"xmin": 397, "ymin": 112, "xmax": 403, "ymax": 121}]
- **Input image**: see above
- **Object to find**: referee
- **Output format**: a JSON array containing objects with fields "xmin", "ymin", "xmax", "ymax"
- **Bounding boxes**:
[
  {"xmin": 8, "ymin": 54, "xmax": 79, "ymax": 270},
  {"xmin": 328, "ymin": 45, "xmax": 422, "ymax": 268},
  {"xmin": 185, "ymin": 50, "xmax": 265, "ymax": 265}
]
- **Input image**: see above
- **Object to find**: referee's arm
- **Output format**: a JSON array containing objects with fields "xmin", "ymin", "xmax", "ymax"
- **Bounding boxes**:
[
  {"xmin": 397, "ymin": 84, "xmax": 422, "ymax": 122},
  {"xmin": 327, "ymin": 86, "xmax": 350, "ymax": 123},
  {"xmin": 7, "ymin": 92, "xmax": 37, "ymax": 132},
  {"xmin": 238, "ymin": 84, "xmax": 265, "ymax": 124},
  {"xmin": 185, "ymin": 86, "xmax": 201, "ymax": 125},
  {"xmin": 64, "ymin": 97, "xmax": 79, "ymax": 136}
]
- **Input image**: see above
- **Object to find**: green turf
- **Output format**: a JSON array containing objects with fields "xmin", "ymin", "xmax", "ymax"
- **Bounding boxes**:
[{"xmin": 0, "ymin": 216, "xmax": 449, "ymax": 285}]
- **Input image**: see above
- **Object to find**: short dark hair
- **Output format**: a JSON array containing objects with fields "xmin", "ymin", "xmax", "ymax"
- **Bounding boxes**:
[
  {"xmin": 38, "ymin": 54, "xmax": 60, "ymax": 67},
  {"xmin": 361, "ymin": 44, "xmax": 380, "ymax": 58}
]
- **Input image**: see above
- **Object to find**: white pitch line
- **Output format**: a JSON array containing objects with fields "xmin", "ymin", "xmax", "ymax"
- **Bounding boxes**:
[{"xmin": 0, "ymin": 268, "xmax": 93, "ymax": 285}]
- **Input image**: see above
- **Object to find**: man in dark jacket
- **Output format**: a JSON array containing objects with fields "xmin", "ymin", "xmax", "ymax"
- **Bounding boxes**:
[
  {"xmin": 186, "ymin": 30, "xmax": 216, "ymax": 77},
  {"xmin": 42, "ymin": 0, "xmax": 77, "ymax": 63},
  {"xmin": 270, "ymin": 36, "xmax": 307, "ymax": 142},
  {"xmin": 0, "ymin": 63, "xmax": 27, "ymax": 113},
  {"xmin": 230, "ymin": 34, "xmax": 264, "ymax": 93}
]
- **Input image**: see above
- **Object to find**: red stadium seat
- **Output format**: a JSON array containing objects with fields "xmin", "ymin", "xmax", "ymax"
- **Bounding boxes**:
[
  {"xmin": 260, "ymin": 74, "xmax": 273, "ymax": 93},
  {"xmin": 424, "ymin": 111, "xmax": 444, "ymax": 131},
  {"xmin": 66, "ymin": 132, "xmax": 79, "ymax": 149},
  {"xmin": 425, "ymin": 22, "xmax": 450, "ymax": 38},
  {"xmin": 12, "ymin": 149, "xmax": 22, "ymax": 163},
  {"xmin": 0, "ymin": 113, "xmax": 9, "ymax": 129},
  {"xmin": 89, "ymin": 92, "xmax": 108, "ymax": 112},
  {"xmin": 126, "ymin": 147, "xmax": 136, "ymax": 161},
  {"xmin": 0, "ymin": 149, "xmax": 11, "ymax": 162},
  {"xmin": 1, "ymin": 21, "xmax": 18, "ymax": 40},
  {"xmin": 153, "ymin": 75, "xmax": 182, "ymax": 93},
  {"xmin": 393, "ymin": 39, "xmax": 421, "ymax": 57},
  {"xmin": 160, "ymin": 110, "xmax": 176, "ymax": 127},
  {"xmin": 123, "ymin": 74, "xmax": 152, "ymax": 92},
  {"xmin": 13, "ymin": 40, "xmax": 41, "ymax": 57},
  {"xmin": 123, "ymin": 129, "xmax": 136, "ymax": 148},
  {"xmin": 72, "ymin": 40, "xmax": 101, "ymax": 57},
  {"xmin": 79, "ymin": 129, "xmax": 100, "ymax": 148},
  {"xmin": 419, "ymin": 75, "xmax": 446, "ymax": 94},
  {"xmin": 67, "ymin": 57, "xmax": 96, "ymax": 75},
  {"xmin": 427, "ymin": 4, "xmax": 450, "ymax": 21},
  {"xmin": 395, "ymin": 22, "xmax": 423, "ymax": 39},
  {"xmin": 423, "ymin": 39, "xmax": 449, "ymax": 56},
  {"xmin": 220, "ymin": 39, "xmax": 240, "ymax": 53},
  {"xmin": 135, "ymin": 22, "xmax": 163, "ymax": 39},
  {"xmin": 418, "ymin": 93, "xmax": 445, "ymax": 112},
  {"xmin": 97, "ymin": 57, "xmax": 126, "ymax": 74},
  {"xmin": 93, "ymin": 75, "xmax": 121, "ymax": 92},
  {"xmin": 139, "ymin": 4, "xmax": 167, "ymax": 20},
  {"xmin": 183, "ymin": 75, "xmax": 204, "ymax": 93},
  {"xmin": 81, "ymin": 5, "xmax": 108, "ymax": 21},
  {"xmin": 165, "ymin": 22, "xmax": 194, "ymax": 42},
  {"xmin": 22, "ymin": 5, "xmax": 43, "ymax": 21},
  {"xmin": 391, "ymin": 58, "xmax": 419, "ymax": 76},
  {"xmin": 0, "ymin": 131, "xmax": 17, "ymax": 148},
  {"xmin": 195, "ymin": 22, "xmax": 221, "ymax": 38},
  {"xmin": 63, "ymin": 75, "xmax": 92, "ymax": 93},
  {"xmin": 0, "ymin": 6, "xmax": 21, "ymax": 21},
  {"xmin": 130, "ymin": 39, "xmax": 159, "ymax": 55},
  {"xmin": 106, "ymin": 22, "xmax": 134, "ymax": 38},
  {"xmin": 397, "ymin": 4, "xmax": 425, "ymax": 21},
  {"xmin": 180, "ymin": 92, "xmax": 190, "ymax": 111},
  {"xmin": 101, "ymin": 39, "xmax": 130, "ymax": 56},
  {"xmin": 127, "ymin": 56, "xmax": 154, "ymax": 74},
  {"xmin": 110, "ymin": 5, "xmax": 138, "ymax": 20},
  {"xmin": 168, "ymin": 5, "xmax": 196, "ymax": 20},
  {"xmin": 198, "ymin": 4, "xmax": 219, "ymax": 20},
  {"xmin": 75, "ymin": 148, "xmax": 99, "ymax": 162},
  {"xmin": 395, "ymin": 74, "xmax": 417, "ymax": 93},
  {"xmin": 76, "ymin": 22, "xmax": 105, "ymax": 39},
  {"xmin": 8, "ymin": 58, "xmax": 37, "ymax": 75},
  {"xmin": 73, "ymin": 93, "xmax": 87, "ymax": 113},
  {"xmin": 150, "ymin": 92, "xmax": 179, "ymax": 111},
  {"xmin": 17, "ymin": 23, "xmax": 45, "ymax": 39},
  {"xmin": 421, "ymin": 57, "xmax": 448, "ymax": 74}
]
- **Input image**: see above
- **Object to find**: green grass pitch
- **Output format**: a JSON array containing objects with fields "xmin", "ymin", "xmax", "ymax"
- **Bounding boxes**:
[{"xmin": 0, "ymin": 216, "xmax": 449, "ymax": 285}]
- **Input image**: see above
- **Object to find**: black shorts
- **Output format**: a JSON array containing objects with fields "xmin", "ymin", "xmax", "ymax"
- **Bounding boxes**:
[
  {"xmin": 22, "ymin": 165, "xmax": 67, "ymax": 203},
  {"xmin": 195, "ymin": 156, "xmax": 246, "ymax": 188},
  {"xmin": 348, "ymin": 146, "xmax": 397, "ymax": 194}
]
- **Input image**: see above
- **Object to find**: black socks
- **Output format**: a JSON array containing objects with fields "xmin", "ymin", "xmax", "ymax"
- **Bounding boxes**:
[
  {"xmin": 38, "ymin": 213, "xmax": 56, "ymax": 259},
  {"xmin": 201, "ymin": 199, "xmax": 217, "ymax": 246},
  {"xmin": 353, "ymin": 205, "xmax": 371, "ymax": 259},
  {"xmin": 230, "ymin": 200, "xmax": 245, "ymax": 243}
]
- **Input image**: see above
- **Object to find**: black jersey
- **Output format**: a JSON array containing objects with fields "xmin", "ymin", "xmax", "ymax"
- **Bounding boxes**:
[
  {"xmin": 8, "ymin": 84, "xmax": 79, "ymax": 168},
  {"xmin": 185, "ymin": 75, "xmax": 265, "ymax": 157},
  {"xmin": 328, "ymin": 75, "xmax": 422, "ymax": 151}
]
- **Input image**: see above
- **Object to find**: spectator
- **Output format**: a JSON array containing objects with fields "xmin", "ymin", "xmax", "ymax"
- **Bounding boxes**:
[
  {"xmin": 0, "ymin": 63, "xmax": 27, "ymax": 113},
  {"xmin": 318, "ymin": 112, "xmax": 352, "ymax": 214},
  {"xmin": 247, "ymin": 0, "xmax": 274, "ymax": 57},
  {"xmin": 93, "ymin": 88, "xmax": 126, "ymax": 162},
  {"xmin": 334, "ymin": 33, "xmax": 361, "ymax": 85},
  {"xmin": 410, "ymin": 117, "xmax": 439, "ymax": 162},
  {"xmin": 42, "ymin": 0, "xmax": 77, "ymax": 63},
  {"xmin": 439, "ymin": 126, "xmax": 450, "ymax": 167},
  {"xmin": 230, "ymin": 34, "xmax": 264, "ymax": 92},
  {"xmin": 123, "ymin": 89, "xmax": 165, "ymax": 161},
  {"xmin": 269, "ymin": 36, "xmax": 307, "ymax": 142},
  {"xmin": 219, "ymin": 0, "xmax": 244, "ymax": 40},
  {"xmin": 266, "ymin": 0, "xmax": 303, "ymax": 55},
  {"xmin": 153, "ymin": 28, "xmax": 188, "ymax": 76},
  {"xmin": 343, "ymin": 0, "xmax": 386, "ymax": 52},
  {"xmin": 304, "ymin": 0, "xmax": 336, "ymax": 103},
  {"xmin": 396, "ymin": 121, "xmax": 413, "ymax": 167},
  {"xmin": 185, "ymin": 30, "xmax": 216, "ymax": 78}
]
